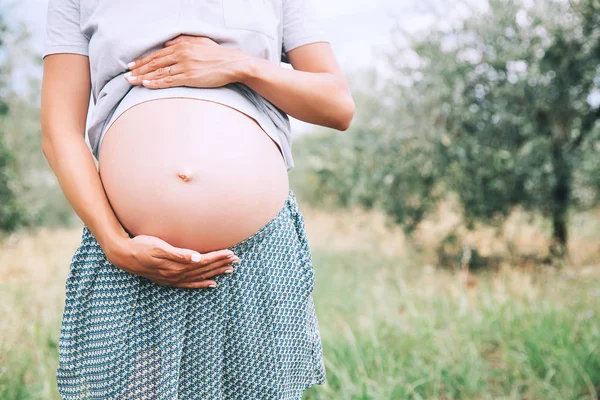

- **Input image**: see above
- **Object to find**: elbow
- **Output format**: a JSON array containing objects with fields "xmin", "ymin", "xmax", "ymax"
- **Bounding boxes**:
[
  {"xmin": 40, "ymin": 116, "xmax": 53, "ymax": 159},
  {"xmin": 41, "ymin": 133, "xmax": 54, "ymax": 160},
  {"xmin": 331, "ymin": 90, "xmax": 355, "ymax": 131}
]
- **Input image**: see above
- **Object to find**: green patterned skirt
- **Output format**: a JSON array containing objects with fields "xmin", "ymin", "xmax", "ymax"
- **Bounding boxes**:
[{"xmin": 56, "ymin": 189, "xmax": 326, "ymax": 399}]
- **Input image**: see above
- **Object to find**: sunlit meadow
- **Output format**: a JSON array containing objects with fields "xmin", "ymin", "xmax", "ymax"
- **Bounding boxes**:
[{"xmin": 2, "ymin": 198, "xmax": 599, "ymax": 399}]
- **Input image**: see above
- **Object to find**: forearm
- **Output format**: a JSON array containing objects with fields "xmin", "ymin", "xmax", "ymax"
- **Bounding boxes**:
[
  {"xmin": 41, "ymin": 134, "xmax": 130, "ymax": 260},
  {"xmin": 237, "ymin": 57, "xmax": 354, "ymax": 131}
]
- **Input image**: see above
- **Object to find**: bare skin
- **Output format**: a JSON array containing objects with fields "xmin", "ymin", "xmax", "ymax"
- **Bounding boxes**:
[
  {"xmin": 40, "ymin": 37, "xmax": 354, "ymax": 289},
  {"xmin": 98, "ymin": 96, "xmax": 291, "ymax": 254}
]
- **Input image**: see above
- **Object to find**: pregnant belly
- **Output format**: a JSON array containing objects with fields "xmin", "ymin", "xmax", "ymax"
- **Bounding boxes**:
[{"xmin": 98, "ymin": 97, "xmax": 290, "ymax": 254}]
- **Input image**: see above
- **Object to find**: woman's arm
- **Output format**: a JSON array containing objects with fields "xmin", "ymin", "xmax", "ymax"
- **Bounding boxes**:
[
  {"xmin": 238, "ymin": 42, "xmax": 355, "ymax": 131},
  {"xmin": 126, "ymin": 37, "xmax": 355, "ymax": 131},
  {"xmin": 41, "ymin": 54, "xmax": 239, "ymax": 289},
  {"xmin": 126, "ymin": 0, "xmax": 353, "ymax": 130},
  {"xmin": 40, "ymin": 54, "xmax": 130, "ymax": 256}
]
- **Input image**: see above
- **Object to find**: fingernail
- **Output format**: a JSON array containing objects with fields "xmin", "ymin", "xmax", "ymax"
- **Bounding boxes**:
[
  {"xmin": 224, "ymin": 269, "xmax": 234, "ymax": 274},
  {"xmin": 127, "ymin": 76, "xmax": 137, "ymax": 82},
  {"xmin": 127, "ymin": 61, "xmax": 135, "ymax": 68},
  {"xmin": 209, "ymin": 283, "xmax": 217, "ymax": 288},
  {"xmin": 142, "ymin": 79, "xmax": 151, "ymax": 85},
  {"xmin": 191, "ymin": 253, "xmax": 202, "ymax": 262},
  {"xmin": 124, "ymin": 71, "xmax": 132, "ymax": 78},
  {"xmin": 231, "ymin": 259, "xmax": 240, "ymax": 265}
]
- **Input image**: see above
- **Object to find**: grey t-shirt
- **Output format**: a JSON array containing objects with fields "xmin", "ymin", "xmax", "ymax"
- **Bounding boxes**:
[{"xmin": 42, "ymin": 0, "xmax": 329, "ymax": 171}]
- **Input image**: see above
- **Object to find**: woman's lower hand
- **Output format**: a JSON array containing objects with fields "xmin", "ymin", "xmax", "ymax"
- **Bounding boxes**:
[
  {"xmin": 105, "ymin": 234, "xmax": 240, "ymax": 289},
  {"xmin": 123, "ymin": 34, "xmax": 252, "ymax": 89}
]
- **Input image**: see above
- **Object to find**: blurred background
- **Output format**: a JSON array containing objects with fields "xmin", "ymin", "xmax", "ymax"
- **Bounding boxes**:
[{"xmin": 1, "ymin": 0, "xmax": 600, "ymax": 398}]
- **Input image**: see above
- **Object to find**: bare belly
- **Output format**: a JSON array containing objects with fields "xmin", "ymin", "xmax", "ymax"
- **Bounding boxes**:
[{"xmin": 98, "ymin": 97, "xmax": 290, "ymax": 254}]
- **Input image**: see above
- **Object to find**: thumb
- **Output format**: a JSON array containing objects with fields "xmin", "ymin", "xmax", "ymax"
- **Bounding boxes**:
[{"xmin": 160, "ymin": 242, "xmax": 203, "ymax": 264}]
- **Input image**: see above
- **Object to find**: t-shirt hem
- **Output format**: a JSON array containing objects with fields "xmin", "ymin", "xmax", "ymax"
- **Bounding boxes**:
[
  {"xmin": 42, "ymin": 45, "xmax": 89, "ymax": 59},
  {"xmin": 284, "ymin": 37, "xmax": 330, "ymax": 54},
  {"xmin": 93, "ymin": 86, "xmax": 294, "ymax": 171}
]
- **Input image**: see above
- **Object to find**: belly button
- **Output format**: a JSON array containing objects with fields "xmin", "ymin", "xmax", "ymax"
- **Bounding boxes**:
[{"xmin": 177, "ymin": 168, "xmax": 193, "ymax": 182}]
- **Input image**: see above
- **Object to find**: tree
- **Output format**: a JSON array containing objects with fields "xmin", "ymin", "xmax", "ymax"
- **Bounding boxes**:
[
  {"xmin": 387, "ymin": 0, "xmax": 600, "ymax": 262},
  {"xmin": 294, "ymin": 0, "xmax": 600, "ymax": 265},
  {"xmin": 0, "ymin": 9, "xmax": 25, "ymax": 234},
  {"xmin": 290, "ymin": 67, "xmax": 444, "ymax": 234}
]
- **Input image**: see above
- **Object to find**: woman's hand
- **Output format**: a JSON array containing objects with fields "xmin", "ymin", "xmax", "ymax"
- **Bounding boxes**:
[
  {"xmin": 105, "ymin": 234, "xmax": 240, "ymax": 289},
  {"xmin": 123, "ymin": 34, "xmax": 252, "ymax": 89}
]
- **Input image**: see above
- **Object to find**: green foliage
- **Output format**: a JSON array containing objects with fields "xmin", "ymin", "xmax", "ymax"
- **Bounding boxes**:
[
  {"xmin": 293, "ymin": 0, "xmax": 600, "ymax": 260},
  {"xmin": 0, "ymin": 7, "xmax": 78, "ymax": 235},
  {"xmin": 290, "ymin": 69, "xmax": 445, "ymax": 234},
  {"xmin": 0, "ymin": 136, "xmax": 25, "ymax": 232},
  {"xmin": 410, "ymin": 0, "xmax": 600, "ymax": 233},
  {"xmin": 0, "ymin": 12, "xmax": 26, "ymax": 234},
  {"xmin": 1, "ymin": 93, "xmax": 80, "ymax": 229}
]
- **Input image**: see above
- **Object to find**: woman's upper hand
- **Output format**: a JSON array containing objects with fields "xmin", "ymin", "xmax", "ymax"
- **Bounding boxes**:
[
  {"xmin": 123, "ymin": 34, "xmax": 252, "ymax": 89},
  {"xmin": 105, "ymin": 234, "xmax": 240, "ymax": 289}
]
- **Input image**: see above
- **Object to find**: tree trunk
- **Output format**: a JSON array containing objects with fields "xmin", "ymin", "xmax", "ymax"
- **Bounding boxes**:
[{"xmin": 549, "ymin": 138, "xmax": 571, "ymax": 264}]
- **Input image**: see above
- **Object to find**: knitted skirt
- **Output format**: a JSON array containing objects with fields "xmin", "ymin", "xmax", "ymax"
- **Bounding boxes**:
[{"xmin": 55, "ymin": 189, "xmax": 327, "ymax": 399}]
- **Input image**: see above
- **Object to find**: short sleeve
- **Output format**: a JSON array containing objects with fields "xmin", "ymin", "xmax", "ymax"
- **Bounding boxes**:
[
  {"xmin": 42, "ymin": 0, "xmax": 89, "ymax": 60},
  {"xmin": 281, "ymin": 0, "xmax": 329, "ymax": 63}
]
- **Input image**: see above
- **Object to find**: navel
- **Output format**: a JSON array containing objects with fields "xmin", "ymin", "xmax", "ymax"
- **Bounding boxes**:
[{"xmin": 177, "ymin": 168, "xmax": 193, "ymax": 182}]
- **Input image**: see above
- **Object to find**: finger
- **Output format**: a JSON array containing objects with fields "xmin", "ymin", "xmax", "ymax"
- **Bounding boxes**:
[
  {"xmin": 141, "ymin": 73, "xmax": 186, "ymax": 89},
  {"xmin": 154, "ymin": 242, "xmax": 223, "ymax": 264},
  {"xmin": 180, "ymin": 266, "xmax": 235, "ymax": 287},
  {"xmin": 180, "ymin": 258, "xmax": 237, "ymax": 281},
  {"xmin": 125, "ymin": 68, "xmax": 174, "ymax": 86},
  {"xmin": 175, "ymin": 279, "xmax": 219, "ymax": 289},
  {"xmin": 163, "ymin": 246, "xmax": 236, "ymax": 265},
  {"xmin": 126, "ymin": 63, "xmax": 180, "ymax": 85},
  {"xmin": 127, "ymin": 46, "xmax": 176, "ymax": 71},
  {"xmin": 129, "ymin": 53, "xmax": 179, "ymax": 78},
  {"xmin": 176, "ymin": 252, "xmax": 239, "ymax": 275},
  {"xmin": 197, "ymin": 249, "xmax": 239, "ymax": 266}
]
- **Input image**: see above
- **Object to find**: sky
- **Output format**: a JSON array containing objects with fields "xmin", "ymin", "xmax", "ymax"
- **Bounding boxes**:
[{"xmin": 5, "ymin": 0, "xmax": 435, "ymax": 134}]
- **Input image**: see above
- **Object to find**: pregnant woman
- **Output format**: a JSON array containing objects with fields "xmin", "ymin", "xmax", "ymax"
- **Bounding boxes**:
[{"xmin": 40, "ymin": 0, "xmax": 354, "ymax": 399}]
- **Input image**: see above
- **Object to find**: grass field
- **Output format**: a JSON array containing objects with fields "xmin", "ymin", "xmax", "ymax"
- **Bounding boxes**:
[{"xmin": 1, "ymin": 204, "xmax": 599, "ymax": 399}]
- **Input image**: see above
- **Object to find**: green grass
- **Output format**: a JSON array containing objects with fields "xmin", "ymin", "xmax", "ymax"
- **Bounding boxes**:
[
  {"xmin": 302, "ymin": 250, "xmax": 600, "ymax": 400},
  {"xmin": 0, "ymin": 286, "xmax": 63, "ymax": 399},
  {"xmin": 1, "ymin": 230, "xmax": 600, "ymax": 399}
]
